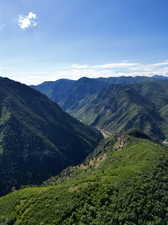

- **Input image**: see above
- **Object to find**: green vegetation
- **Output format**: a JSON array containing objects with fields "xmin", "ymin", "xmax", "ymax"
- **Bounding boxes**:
[
  {"xmin": 1, "ymin": 76, "xmax": 168, "ymax": 224},
  {"xmin": 70, "ymin": 80, "xmax": 168, "ymax": 140},
  {"xmin": 0, "ymin": 77, "xmax": 102, "ymax": 196},
  {"xmin": 0, "ymin": 135, "xmax": 168, "ymax": 224},
  {"xmin": 33, "ymin": 76, "xmax": 168, "ymax": 140},
  {"xmin": 32, "ymin": 76, "xmax": 149, "ymax": 111}
]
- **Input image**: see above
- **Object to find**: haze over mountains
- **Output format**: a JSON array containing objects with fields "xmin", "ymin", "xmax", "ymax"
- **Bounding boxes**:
[{"xmin": 33, "ymin": 75, "xmax": 168, "ymax": 140}]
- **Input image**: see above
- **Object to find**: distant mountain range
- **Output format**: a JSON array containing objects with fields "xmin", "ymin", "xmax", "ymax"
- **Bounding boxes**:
[
  {"xmin": 32, "ymin": 75, "xmax": 168, "ymax": 140},
  {"xmin": 31, "ymin": 76, "xmax": 151, "ymax": 111},
  {"xmin": 0, "ymin": 77, "xmax": 101, "ymax": 196}
]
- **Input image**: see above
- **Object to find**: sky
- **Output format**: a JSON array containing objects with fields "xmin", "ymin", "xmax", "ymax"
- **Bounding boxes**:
[{"xmin": 1, "ymin": 0, "xmax": 168, "ymax": 84}]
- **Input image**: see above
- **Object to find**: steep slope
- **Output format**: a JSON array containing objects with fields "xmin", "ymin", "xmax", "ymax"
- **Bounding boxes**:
[
  {"xmin": 1, "ymin": 134, "xmax": 168, "ymax": 224},
  {"xmin": 32, "ymin": 76, "xmax": 150, "ymax": 111},
  {"xmin": 32, "ymin": 77, "xmax": 168, "ymax": 140},
  {"xmin": 32, "ymin": 77, "xmax": 108, "ymax": 111},
  {"xmin": 71, "ymin": 80, "xmax": 168, "ymax": 140},
  {"xmin": 0, "ymin": 77, "xmax": 102, "ymax": 196},
  {"xmin": 31, "ymin": 79, "xmax": 75, "ymax": 107}
]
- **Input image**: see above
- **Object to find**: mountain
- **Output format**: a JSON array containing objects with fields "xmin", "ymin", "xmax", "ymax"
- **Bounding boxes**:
[
  {"xmin": 32, "ymin": 77, "xmax": 108, "ymax": 111},
  {"xmin": 32, "ymin": 76, "xmax": 168, "ymax": 140},
  {"xmin": 1, "ymin": 133, "xmax": 168, "ymax": 224},
  {"xmin": 31, "ymin": 79, "xmax": 75, "ymax": 109},
  {"xmin": 153, "ymin": 75, "xmax": 168, "ymax": 80},
  {"xmin": 68, "ymin": 79, "xmax": 168, "ymax": 140},
  {"xmin": 32, "ymin": 76, "xmax": 150, "ymax": 111},
  {"xmin": 0, "ymin": 77, "xmax": 102, "ymax": 196}
]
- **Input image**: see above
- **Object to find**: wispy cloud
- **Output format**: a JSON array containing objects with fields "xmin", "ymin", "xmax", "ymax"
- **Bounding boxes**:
[
  {"xmin": 58, "ymin": 60, "xmax": 168, "ymax": 82},
  {"xmin": 18, "ymin": 12, "xmax": 38, "ymax": 29},
  {"xmin": 3, "ymin": 60, "xmax": 168, "ymax": 85},
  {"xmin": 72, "ymin": 63, "xmax": 140, "ymax": 69},
  {"xmin": 71, "ymin": 61, "xmax": 168, "ymax": 74},
  {"xmin": 93, "ymin": 62, "xmax": 140, "ymax": 69}
]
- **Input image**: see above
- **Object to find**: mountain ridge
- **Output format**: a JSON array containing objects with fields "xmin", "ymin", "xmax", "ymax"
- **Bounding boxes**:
[
  {"xmin": 72, "ymin": 80, "xmax": 168, "ymax": 140},
  {"xmin": 32, "ymin": 76, "xmax": 152, "ymax": 111},
  {"xmin": 32, "ymin": 76, "xmax": 168, "ymax": 140},
  {"xmin": 0, "ymin": 77, "xmax": 102, "ymax": 196}
]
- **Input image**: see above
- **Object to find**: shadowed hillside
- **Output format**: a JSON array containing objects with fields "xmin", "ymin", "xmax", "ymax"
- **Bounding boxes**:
[{"xmin": 0, "ymin": 77, "xmax": 102, "ymax": 196}]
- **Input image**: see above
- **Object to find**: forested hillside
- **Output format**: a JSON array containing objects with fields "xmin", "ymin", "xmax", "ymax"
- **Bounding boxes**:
[
  {"xmin": 0, "ymin": 133, "xmax": 168, "ymax": 225},
  {"xmin": 72, "ymin": 80, "xmax": 168, "ymax": 140},
  {"xmin": 33, "ymin": 77, "xmax": 168, "ymax": 140},
  {"xmin": 0, "ymin": 77, "xmax": 101, "ymax": 196},
  {"xmin": 32, "ymin": 76, "xmax": 150, "ymax": 111}
]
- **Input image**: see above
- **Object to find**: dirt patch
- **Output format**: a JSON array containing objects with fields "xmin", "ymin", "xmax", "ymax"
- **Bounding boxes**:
[
  {"xmin": 114, "ymin": 135, "xmax": 129, "ymax": 150},
  {"xmin": 79, "ymin": 153, "xmax": 107, "ymax": 170}
]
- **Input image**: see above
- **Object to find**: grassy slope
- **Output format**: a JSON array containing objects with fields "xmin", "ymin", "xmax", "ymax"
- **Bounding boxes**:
[{"xmin": 1, "ymin": 136, "xmax": 168, "ymax": 225}]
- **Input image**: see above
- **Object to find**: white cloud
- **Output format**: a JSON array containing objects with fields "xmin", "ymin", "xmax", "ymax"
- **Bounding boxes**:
[
  {"xmin": 2, "ymin": 60, "xmax": 168, "ymax": 85},
  {"xmin": 93, "ymin": 62, "xmax": 140, "ymax": 69},
  {"xmin": 58, "ymin": 60, "xmax": 168, "ymax": 82},
  {"xmin": 18, "ymin": 12, "xmax": 38, "ymax": 29},
  {"xmin": 69, "ymin": 61, "xmax": 168, "ymax": 74},
  {"xmin": 71, "ymin": 62, "xmax": 139, "ymax": 70}
]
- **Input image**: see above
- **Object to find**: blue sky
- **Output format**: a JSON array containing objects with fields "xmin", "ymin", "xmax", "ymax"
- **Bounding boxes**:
[{"xmin": 1, "ymin": 0, "xmax": 168, "ymax": 84}]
